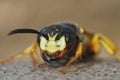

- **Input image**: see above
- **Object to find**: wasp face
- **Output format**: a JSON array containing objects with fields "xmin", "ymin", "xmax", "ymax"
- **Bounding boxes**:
[
  {"xmin": 36, "ymin": 23, "xmax": 81, "ymax": 64},
  {"xmin": 37, "ymin": 25, "xmax": 67, "ymax": 57},
  {"xmin": 39, "ymin": 34, "xmax": 66, "ymax": 54}
]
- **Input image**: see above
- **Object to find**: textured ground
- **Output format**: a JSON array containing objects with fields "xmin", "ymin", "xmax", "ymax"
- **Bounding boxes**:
[{"xmin": 0, "ymin": 55, "xmax": 120, "ymax": 80}]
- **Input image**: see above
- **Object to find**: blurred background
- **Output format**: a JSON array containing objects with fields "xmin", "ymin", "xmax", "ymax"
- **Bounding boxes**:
[{"xmin": 0, "ymin": 0, "xmax": 120, "ymax": 60}]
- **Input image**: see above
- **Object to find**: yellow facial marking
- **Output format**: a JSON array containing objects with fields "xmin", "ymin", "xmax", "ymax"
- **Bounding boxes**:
[
  {"xmin": 48, "ymin": 34, "xmax": 57, "ymax": 41},
  {"xmin": 40, "ymin": 34, "xmax": 66, "ymax": 55},
  {"xmin": 80, "ymin": 27, "xmax": 84, "ymax": 33}
]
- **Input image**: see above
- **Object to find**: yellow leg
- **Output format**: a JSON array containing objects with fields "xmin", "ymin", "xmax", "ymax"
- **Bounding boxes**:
[
  {"xmin": 39, "ymin": 62, "xmax": 47, "ymax": 66},
  {"xmin": 0, "ymin": 52, "xmax": 27, "ymax": 64},
  {"xmin": 30, "ymin": 52, "xmax": 39, "ymax": 66},
  {"xmin": 23, "ymin": 42, "xmax": 39, "ymax": 66},
  {"xmin": 60, "ymin": 43, "xmax": 83, "ymax": 74},
  {"xmin": 91, "ymin": 33, "xmax": 120, "ymax": 60},
  {"xmin": 0, "ymin": 42, "xmax": 39, "ymax": 65}
]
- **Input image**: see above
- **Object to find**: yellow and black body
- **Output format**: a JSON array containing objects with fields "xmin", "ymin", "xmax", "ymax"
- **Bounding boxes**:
[{"xmin": 0, "ymin": 22, "xmax": 120, "ymax": 73}]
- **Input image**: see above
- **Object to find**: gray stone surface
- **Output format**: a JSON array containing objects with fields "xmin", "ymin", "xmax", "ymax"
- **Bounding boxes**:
[{"xmin": 0, "ymin": 56, "xmax": 120, "ymax": 80}]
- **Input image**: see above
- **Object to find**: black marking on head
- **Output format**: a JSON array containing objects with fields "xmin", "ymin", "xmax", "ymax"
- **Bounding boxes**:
[
  {"xmin": 60, "ymin": 22, "xmax": 78, "ymax": 34},
  {"xmin": 40, "ymin": 25, "xmax": 63, "ymax": 37},
  {"xmin": 55, "ymin": 34, "xmax": 63, "ymax": 41},
  {"xmin": 37, "ymin": 22, "xmax": 80, "ymax": 48},
  {"xmin": 39, "ymin": 22, "xmax": 79, "ymax": 37}
]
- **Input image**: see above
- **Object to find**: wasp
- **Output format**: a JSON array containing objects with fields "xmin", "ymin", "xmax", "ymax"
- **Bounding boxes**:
[{"xmin": 0, "ymin": 22, "xmax": 120, "ymax": 74}]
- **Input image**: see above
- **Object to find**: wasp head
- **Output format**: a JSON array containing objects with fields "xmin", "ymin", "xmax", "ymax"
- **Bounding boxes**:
[{"xmin": 37, "ymin": 25, "xmax": 67, "ymax": 57}]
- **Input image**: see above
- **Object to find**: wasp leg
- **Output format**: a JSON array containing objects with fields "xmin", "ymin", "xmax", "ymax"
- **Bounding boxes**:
[
  {"xmin": 0, "ymin": 42, "xmax": 39, "ymax": 65},
  {"xmin": 23, "ymin": 42, "xmax": 39, "ymax": 66},
  {"xmin": 29, "ymin": 52, "xmax": 39, "ymax": 66},
  {"xmin": 60, "ymin": 43, "xmax": 83, "ymax": 74},
  {"xmin": 0, "ymin": 52, "xmax": 27, "ymax": 64},
  {"xmin": 91, "ymin": 33, "xmax": 120, "ymax": 60},
  {"xmin": 39, "ymin": 62, "xmax": 48, "ymax": 67}
]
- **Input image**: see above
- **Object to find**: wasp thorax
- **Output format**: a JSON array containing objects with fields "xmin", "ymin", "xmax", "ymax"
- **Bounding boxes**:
[{"xmin": 40, "ymin": 34, "xmax": 66, "ymax": 55}]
